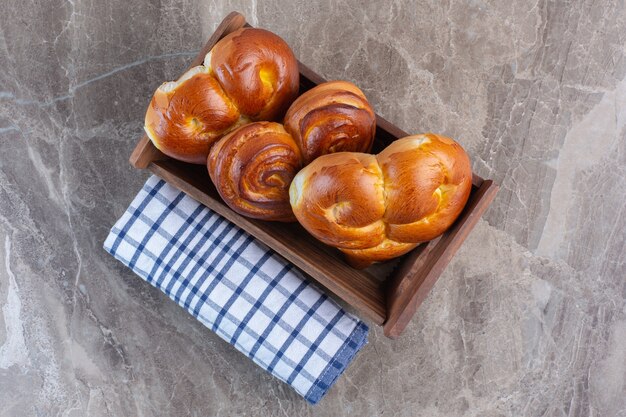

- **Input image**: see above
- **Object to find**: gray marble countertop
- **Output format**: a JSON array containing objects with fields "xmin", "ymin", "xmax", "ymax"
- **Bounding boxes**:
[{"xmin": 1, "ymin": 1, "xmax": 625, "ymax": 416}]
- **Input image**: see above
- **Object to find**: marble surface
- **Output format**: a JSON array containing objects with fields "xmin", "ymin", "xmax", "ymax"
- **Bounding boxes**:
[{"xmin": 1, "ymin": 0, "xmax": 625, "ymax": 415}]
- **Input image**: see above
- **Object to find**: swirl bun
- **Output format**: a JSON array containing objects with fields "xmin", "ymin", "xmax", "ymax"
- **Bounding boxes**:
[
  {"xmin": 145, "ymin": 28, "xmax": 299, "ymax": 164},
  {"xmin": 284, "ymin": 81, "xmax": 376, "ymax": 164},
  {"xmin": 208, "ymin": 122, "xmax": 303, "ymax": 222},
  {"xmin": 289, "ymin": 133, "xmax": 472, "ymax": 268}
]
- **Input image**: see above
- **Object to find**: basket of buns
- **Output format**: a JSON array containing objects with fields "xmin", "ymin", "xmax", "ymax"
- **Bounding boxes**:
[{"xmin": 130, "ymin": 11, "xmax": 498, "ymax": 338}]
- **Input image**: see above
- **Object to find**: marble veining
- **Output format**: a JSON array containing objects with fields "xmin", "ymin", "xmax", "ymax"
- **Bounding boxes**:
[{"xmin": 0, "ymin": 0, "xmax": 625, "ymax": 416}]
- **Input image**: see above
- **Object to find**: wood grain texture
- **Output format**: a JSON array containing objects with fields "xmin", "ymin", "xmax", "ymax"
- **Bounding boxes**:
[
  {"xmin": 383, "ymin": 180, "xmax": 499, "ymax": 337},
  {"xmin": 129, "ymin": 135, "xmax": 167, "ymax": 169},
  {"xmin": 129, "ymin": 11, "xmax": 498, "ymax": 337}
]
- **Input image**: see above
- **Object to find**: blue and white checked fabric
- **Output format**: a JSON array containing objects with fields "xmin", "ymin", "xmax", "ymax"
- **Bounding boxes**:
[{"xmin": 104, "ymin": 175, "xmax": 368, "ymax": 404}]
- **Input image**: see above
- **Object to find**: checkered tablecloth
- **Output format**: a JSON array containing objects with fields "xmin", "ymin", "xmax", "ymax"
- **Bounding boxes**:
[{"xmin": 104, "ymin": 175, "xmax": 368, "ymax": 404}]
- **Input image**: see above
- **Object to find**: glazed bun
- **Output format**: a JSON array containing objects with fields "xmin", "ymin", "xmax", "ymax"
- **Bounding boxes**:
[
  {"xmin": 284, "ymin": 81, "xmax": 376, "ymax": 164},
  {"xmin": 145, "ymin": 28, "xmax": 299, "ymax": 164},
  {"xmin": 208, "ymin": 28, "xmax": 299, "ymax": 120},
  {"xmin": 208, "ymin": 122, "xmax": 303, "ymax": 222},
  {"xmin": 289, "ymin": 133, "xmax": 472, "ymax": 268},
  {"xmin": 144, "ymin": 67, "xmax": 242, "ymax": 164}
]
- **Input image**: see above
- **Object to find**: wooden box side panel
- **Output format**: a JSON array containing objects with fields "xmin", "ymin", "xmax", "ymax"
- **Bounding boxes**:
[{"xmin": 383, "ymin": 180, "xmax": 499, "ymax": 338}]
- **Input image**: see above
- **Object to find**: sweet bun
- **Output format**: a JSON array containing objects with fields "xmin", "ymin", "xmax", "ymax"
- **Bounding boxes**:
[
  {"xmin": 145, "ymin": 28, "xmax": 299, "ymax": 164},
  {"xmin": 208, "ymin": 28, "xmax": 299, "ymax": 121},
  {"xmin": 284, "ymin": 81, "xmax": 376, "ymax": 164},
  {"xmin": 289, "ymin": 133, "xmax": 472, "ymax": 268},
  {"xmin": 144, "ymin": 67, "xmax": 242, "ymax": 164},
  {"xmin": 208, "ymin": 121, "xmax": 303, "ymax": 222}
]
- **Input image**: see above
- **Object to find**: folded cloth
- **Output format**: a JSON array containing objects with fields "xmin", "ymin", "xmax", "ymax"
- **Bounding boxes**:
[{"xmin": 104, "ymin": 175, "xmax": 368, "ymax": 404}]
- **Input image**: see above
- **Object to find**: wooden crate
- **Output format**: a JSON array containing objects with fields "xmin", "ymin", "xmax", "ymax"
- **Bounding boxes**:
[{"xmin": 130, "ymin": 11, "xmax": 499, "ymax": 338}]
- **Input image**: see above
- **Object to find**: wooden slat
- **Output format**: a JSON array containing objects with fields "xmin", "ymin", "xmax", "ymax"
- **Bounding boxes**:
[
  {"xmin": 383, "ymin": 180, "xmax": 499, "ymax": 338},
  {"xmin": 193, "ymin": 12, "xmax": 247, "ymax": 67}
]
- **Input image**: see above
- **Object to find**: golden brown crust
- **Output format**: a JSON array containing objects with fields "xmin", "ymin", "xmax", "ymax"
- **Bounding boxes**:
[
  {"xmin": 284, "ymin": 81, "xmax": 375, "ymax": 164},
  {"xmin": 209, "ymin": 28, "xmax": 299, "ymax": 121},
  {"xmin": 341, "ymin": 240, "xmax": 418, "ymax": 269},
  {"xmin": 379, "ymin": 135, "xmax": 472, "ymax": 243},
  {"xmin": 290, "ymin": 133, "xmax": 472, "ymax": 267},
  {"xmin": 208, "ymin": 122, "xmax": 303, "ymax": 222},
  {"xmin": 144, "ymin": 67, "xmax": 241, "ymax": 164},
  {"xmin": 289, "ymin": 152, "xmax": 386, "ymax": 248},
  {"xmin": 144, "ymin": 28, "xmax": 299, "ymax": 164}
]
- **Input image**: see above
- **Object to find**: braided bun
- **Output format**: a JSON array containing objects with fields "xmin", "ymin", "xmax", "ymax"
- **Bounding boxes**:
[
  {"xmin": 289, "ymin": 133, "xmax": 472, "ymax": 267},
  {"xmin": 145, "ymin": 28, "xmax": 299, "ymax": 164}
]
